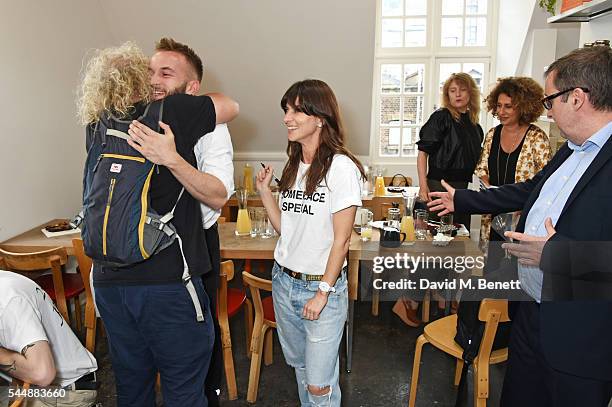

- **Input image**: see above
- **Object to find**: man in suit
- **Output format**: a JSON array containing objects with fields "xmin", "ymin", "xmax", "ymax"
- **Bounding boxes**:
[{"xmin": 428, "ymin": 46, "xmax": 612, "ymax": 406}]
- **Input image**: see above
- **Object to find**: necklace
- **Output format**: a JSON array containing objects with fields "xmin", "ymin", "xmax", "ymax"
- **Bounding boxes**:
[{"xmin": 496, "ymin": 125, "xmax": 530, "ymax": 185}]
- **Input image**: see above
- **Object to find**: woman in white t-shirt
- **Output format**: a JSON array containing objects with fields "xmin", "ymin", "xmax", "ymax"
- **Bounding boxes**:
[{"xmin": 256, "ymin": 79, "xmax": 364, "ymax": 406}]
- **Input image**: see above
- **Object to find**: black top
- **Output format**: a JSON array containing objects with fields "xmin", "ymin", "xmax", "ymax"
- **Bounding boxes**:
[
  {"xmin": 417, "ymin": 109, "xmax": 484, "ymax": 182},
  {"xmin": 488, "ymin": 124, "xmax": 528, "ymax": 186},
  {"xmin": 90, "ymin": 94, "xmax": 216, "ymax": 286}
]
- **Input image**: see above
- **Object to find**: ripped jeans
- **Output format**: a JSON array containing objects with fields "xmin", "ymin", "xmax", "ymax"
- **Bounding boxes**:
[{"xmin": 271, "ymin": 262, "xmax": 347, "ymax": 407}]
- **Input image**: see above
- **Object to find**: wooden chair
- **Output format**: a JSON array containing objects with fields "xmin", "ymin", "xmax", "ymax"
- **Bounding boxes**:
[
  {"xmin": 8, "ymin": 380, "xmax": 30, "ymax": 407},
  {"xmin": 71, "ymin": 239, "xmax": 98, "ymax": 354},
  {"xmin": 218, "ymin": 260, "xmax": 253, "ymax": 400},
  {"xmin": 0, "ymin": 247, "xmax": 84, "ymax": 328},
  {"xmin": 408, "ymin": 299, "xmax": 510, "ymax": 407},
  {"xmin": 242, "ymin": 271, "xmax": 276, "ymax": 403}
]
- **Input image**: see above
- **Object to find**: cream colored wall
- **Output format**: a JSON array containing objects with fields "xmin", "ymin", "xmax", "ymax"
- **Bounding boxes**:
[
  {"xmin": 579, "ymin": 13, "xmax": 612, "ymax": 45},
  {"xmin": 96, "ymin": 0, "xmax": 376, "ymax": 156},
  {"xmin": 0, "ymin": 1, "xmax": 114, "ymax": 241},
  {"xmin": 0, "ymin": 1, "xmax": 375, "ymax": 241}
]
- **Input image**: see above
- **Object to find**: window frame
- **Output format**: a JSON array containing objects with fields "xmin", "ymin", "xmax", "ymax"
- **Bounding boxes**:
[{"xmin": 371, "ymin": 0, "xmax": 498, "ymax": 163}]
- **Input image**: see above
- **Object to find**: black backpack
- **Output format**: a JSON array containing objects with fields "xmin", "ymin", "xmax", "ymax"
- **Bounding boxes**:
[{"xmin": 72, "ymin": 100, "xmax": 204, "ymax": 322}]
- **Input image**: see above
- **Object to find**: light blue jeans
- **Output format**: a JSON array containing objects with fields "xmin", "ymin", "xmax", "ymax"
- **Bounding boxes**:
[{"xmin": 272, "ymin": 262, "xmax": 348, "ymax": 407}]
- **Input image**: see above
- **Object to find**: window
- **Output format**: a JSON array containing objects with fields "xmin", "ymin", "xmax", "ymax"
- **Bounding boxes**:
[
  {"xmin": 441, "ymin": 0, "xmax": 488, "ymax": 47},
  {"xmin": 381, "ymin": 0, "xmax": 428, "ymax": 48},
  {"xmin": 379, "ymin": 63, "xmax": 425, "ymax": 156},
  {"xmin": 372, "ymin": 0, "xmax": 497, "ymax": 160}
]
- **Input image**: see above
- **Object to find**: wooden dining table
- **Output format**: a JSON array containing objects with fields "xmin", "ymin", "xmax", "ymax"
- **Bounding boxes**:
[{"xmin": 1, "ymin": 219, "xmax": 482, "ymax": 373}]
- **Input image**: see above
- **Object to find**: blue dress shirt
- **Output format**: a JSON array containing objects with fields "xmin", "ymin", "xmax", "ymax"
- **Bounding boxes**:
[{"xmin": 519, "ymin": 121, "xmax": 612, "ymax": 302}]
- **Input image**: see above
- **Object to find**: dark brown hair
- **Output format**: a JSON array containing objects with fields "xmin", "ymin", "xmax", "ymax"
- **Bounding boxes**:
[
  {"xmin": 155, "ymin": 37, "xmax": 203, "ymax": 82},
  {"xmin": 441, "ymin": 72, "xmax": 481, "ymax": 124},
  {"xmin": 545, "ymin": 46, "xmax": 612, "ymax": 111},
  {"xmin": 278, "ymin": 79, "xmax": 365, "ymax": 196},
  {"xmin": 485, "ymin": 77, "xmax": 544, "ymax": 124}
]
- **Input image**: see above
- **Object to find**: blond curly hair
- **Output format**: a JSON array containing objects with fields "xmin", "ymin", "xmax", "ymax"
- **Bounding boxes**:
[{"xmin": 77, "ymin": 41, "xmax": 152, "ymax": 125}]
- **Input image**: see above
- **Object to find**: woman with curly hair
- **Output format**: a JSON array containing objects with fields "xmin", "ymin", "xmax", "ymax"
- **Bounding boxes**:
[
  {"xmin": 475, "ymin": 77, "xmax": 552, "ymax": 252},
  {"xmin": 77, "ymin": 41, "xmax": 238, "ymax": 406}
]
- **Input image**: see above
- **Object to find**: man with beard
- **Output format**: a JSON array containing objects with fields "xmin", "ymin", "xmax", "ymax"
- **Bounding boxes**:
[{"xmin": 128, "ymin": 38, "xmax": 235, "ymax": 406}]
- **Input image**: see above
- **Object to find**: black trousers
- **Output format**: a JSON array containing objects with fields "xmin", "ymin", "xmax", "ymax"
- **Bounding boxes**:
[
  {"xmin": 501, "ymin": 301, "xmax": 612, "ymax": 407},
  {"xmin": 202, "ymin": 222, "xmax": 223, "ymax": 406},
  {"xmin": 427, "ymin": 178, "xmax": 471, "ymax": 230}
]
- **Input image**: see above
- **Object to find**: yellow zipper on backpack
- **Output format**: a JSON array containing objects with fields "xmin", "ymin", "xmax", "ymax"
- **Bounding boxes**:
[
  {"xmin": 101, "ymin": 153, "xmax": 145, "ymax": 163},
  {"xmin": 102, "ymin": 178, "xmax": 116, "ymax": 256}
]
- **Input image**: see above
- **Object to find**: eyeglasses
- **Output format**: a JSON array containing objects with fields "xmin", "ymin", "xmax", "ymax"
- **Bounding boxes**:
[{"xmin": 541, "ymin": 87, "xmax": 590, "ymax": 110}]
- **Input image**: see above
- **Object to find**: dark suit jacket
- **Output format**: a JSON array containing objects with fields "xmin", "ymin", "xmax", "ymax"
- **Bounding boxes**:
[{"xmin": 455, "ymin": 133, "xmax": 612, "ymax": 381}]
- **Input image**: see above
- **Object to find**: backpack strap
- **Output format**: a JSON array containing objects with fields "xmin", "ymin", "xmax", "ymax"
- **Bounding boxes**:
[
  {"xmin": 106, "ymin": 129, "xmax": 131, "ymax": 141},
  {"xmin": 176, "ymin": 233, "xmax": 205, "ymax": 322}
]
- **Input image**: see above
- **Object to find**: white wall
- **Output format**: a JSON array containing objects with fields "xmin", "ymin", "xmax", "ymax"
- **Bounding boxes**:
[
  {"xmin": 579, "ymin": 13, "xmax": 612, "ymax": 45},
  {"xmin": 0, "ymin": 1, "xmax": 375, "ymax": 241},
  {"xmin": 95, "ymin": 0, "xmax": 376, "ymax": 156},
  {"xmin": 0, "ymin": 1, "xmax": 115, "ymax": 241}
]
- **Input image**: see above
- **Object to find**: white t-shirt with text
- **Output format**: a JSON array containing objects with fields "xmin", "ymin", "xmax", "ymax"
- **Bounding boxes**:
[
  {"xmin": 0, "ymin": 272, "xmax": 97, "ymax": 387},
  {"xmin": 274, "ymin": 155, "xmax": 362, "ymax": 275}
]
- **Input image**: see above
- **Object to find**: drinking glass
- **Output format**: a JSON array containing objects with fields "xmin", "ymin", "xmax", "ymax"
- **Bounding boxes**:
[
  {"xmin": 261, "ymin": 210, "xmax": 276, "ymax": 239},
  {"xmin": 249, "ymin": 207, "xmax": 263, "ymax": 237},
  {"xmin": 491, "ymin": 212, "xmax": 517, "ymax": 258},
  {"xmin": 439, "ymin": 213, "xmax": 454, "ymax": 236},
  {"xmin": 360, "ymin": 209, "xmax": 374, "ymax": 242},
  {"xmin": 415, "ymin": 209, "xmax": 429, "ymax": 240}
]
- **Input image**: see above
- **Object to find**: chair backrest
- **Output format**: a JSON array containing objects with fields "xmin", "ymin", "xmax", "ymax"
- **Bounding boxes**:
[
  {"xmin": 0, "ymin": 247, "xmax": 70, "ymax": 322},
  {"xmin": 218, "ymin": 260, "xmax": 235, "ymax": 318},
  {"xmin": 476, "ymin": 299, "xmax": 509, "ymax": 365},
  {"xmin": 72, "ymin": 239, "xmax": 97, "ymax": 353},
  {"xmin": 8, "ymin": 379, "xmax": 30, "ymax": 407},
  {"xmin": 0, "ymin": 247, "xmax": 67, "ymax": 271},
  {"xmin": 242, "ymin": 271, "xmax": 272, "ymax": 324}
]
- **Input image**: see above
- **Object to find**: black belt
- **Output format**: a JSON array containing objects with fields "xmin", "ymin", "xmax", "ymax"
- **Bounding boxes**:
[
  {"xmin": 65, "ymin": 372, "xmax": 99, "ymax": 391},
  {"xmin": 276, "ymin": 262, "xmax": 323, "ymax": 281}
]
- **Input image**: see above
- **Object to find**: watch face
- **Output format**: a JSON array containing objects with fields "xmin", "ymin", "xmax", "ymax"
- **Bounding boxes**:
[{"xmin": 319, "ymin": 282, "xmax": 331, "ymax": 292}]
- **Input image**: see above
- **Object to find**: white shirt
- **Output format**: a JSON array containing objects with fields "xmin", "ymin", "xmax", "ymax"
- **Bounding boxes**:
[
  {"xmin": 0, "ymin": 272, "xmax": 97, "ymax": 387},
  {"xmin": 194, "ymin": 124, "xmax": 235, "ymax": 229},
  {"xmin": 274, "ymin": 155, "xmax": 362, "ymax": 275}
]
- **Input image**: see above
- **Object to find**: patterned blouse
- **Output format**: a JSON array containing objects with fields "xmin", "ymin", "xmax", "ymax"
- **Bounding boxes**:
[{"xmin": 474, "ymin": 124, "xmax": 552, "ymax": 250}]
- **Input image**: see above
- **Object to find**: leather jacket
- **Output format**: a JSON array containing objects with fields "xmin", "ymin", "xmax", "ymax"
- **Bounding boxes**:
[{"xmin": 417, "ymin": 108, "xmax": 483, "ymax": 182}]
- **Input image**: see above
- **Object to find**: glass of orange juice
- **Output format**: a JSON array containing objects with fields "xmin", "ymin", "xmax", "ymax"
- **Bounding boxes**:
[
  {"xmin": 235, "ymin": 188, "xmax": 251, "ymax": 236},
  {"xmin": 374, "ymin": 176, "xmax": 386, "ymax": 197}
]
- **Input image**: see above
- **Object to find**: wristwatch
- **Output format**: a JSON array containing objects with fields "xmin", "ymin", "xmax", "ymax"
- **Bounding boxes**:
[{"xmin": 318, "ymin": 281, "xmax": 336, "ymax": 294}]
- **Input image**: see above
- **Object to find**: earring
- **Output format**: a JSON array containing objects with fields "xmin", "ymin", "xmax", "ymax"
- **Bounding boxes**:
[{"xmin": 317, "ymin": 123, "xmax": 323, "ymax": 128}]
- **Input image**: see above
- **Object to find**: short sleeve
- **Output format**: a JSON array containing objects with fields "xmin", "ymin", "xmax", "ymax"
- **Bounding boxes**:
[
  {"xmin": 194, "ymin": 124, "xmax": 235, "ymax": 200},
  {"xmin": 326, "ymin": 156, "xmax": 363, "ymax": 213},
  {"xmin": 417, "ymin": 109, "xmax": 451, "ymax": 155},
  {"xmin": 0, "ymin": 297, "xmax": 48, "ymax": 354},
  {"xmin": 165, "ymin": 94, "xmax": 216, "ymax": 150}
]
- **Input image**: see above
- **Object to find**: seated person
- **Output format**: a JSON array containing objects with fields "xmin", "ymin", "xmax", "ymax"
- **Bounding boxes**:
[{"xmin": 0, "ymin": 271, "xmax": 98, "ymax": 407}]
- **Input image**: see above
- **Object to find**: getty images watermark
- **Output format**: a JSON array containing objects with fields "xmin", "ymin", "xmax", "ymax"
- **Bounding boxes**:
[{"xmin": 366, "ymin": 253, "xmax": 522, "ymax": 299}]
